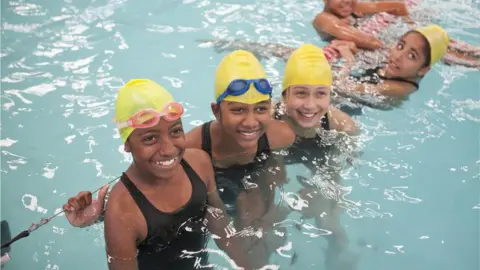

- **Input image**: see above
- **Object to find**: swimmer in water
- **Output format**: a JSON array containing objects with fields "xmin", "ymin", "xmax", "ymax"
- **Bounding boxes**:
[
  {"xmin": 313, "ymin": 0, "xmax": 411, "ymax": 49},
  {"xmin": 63, "ymin": 79, "xmax": 249, "ymax": 270},
  {"xmin": 333, "ymin": 24, "xmax": 451, "ymax": 106},
  {"xmin": 273, "ymin": 44, "xmax": 359, "ymax": 270},
  {"xmin": 64, "ymin": 52, "xmax": 295, "ymax": 269},
  {"xmin": 313, "ymin": 0, "xmax": 480, "ymax": 66},
  {"xmin": 186, "ymin": 50, "xmax": 295, "ymax": 268}
]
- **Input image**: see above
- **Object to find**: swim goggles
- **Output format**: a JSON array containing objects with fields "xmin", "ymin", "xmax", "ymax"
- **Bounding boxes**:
[
  {"xmin": 114, "ymin": 102, "xmax": 184, "ymax": 130},
  {"xmin": 216, "ymin": 78, "xmax": 273, "ymax": 104}
]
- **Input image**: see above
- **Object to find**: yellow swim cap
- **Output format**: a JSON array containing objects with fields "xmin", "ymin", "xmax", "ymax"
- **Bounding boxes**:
[
  {"xmin": 282, "ymin": 44, "xmax": 332, "ymax": 91},
  {"xmin": 114, "ymin": 79, "xmax": 175, "ymax": 143},
  {"xmin": 214, "ymin": 50, "xmax": 270, "ymax": 104},
  {"xmin": 415, "ymin": 24, "xmax": 449, "ymax": 66}
]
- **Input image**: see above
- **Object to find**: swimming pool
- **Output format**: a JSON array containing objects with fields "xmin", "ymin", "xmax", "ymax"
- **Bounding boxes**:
[{"xmin": 1, "ymin": 0, "xmax": 479, "ymax": 269}]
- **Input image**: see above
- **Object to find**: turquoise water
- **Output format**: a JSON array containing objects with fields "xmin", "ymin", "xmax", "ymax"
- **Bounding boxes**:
[{"xmin": 1, "ymin": 0, "xmax": 479, "ymax": 269}]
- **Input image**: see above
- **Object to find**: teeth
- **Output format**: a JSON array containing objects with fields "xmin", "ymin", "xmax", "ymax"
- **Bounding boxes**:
[
  {"xmin": 155, "ymin": 158, "xmax": 175, "ymax": 166},
  {"xmin": 301, "ymin": 113, "xmax": 315, "ymax": 118},
  {"xmin": 240, "ymin": 131, "xmax": 256, "ymax": 136}
]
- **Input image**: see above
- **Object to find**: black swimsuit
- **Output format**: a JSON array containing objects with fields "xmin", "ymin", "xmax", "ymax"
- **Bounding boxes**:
[
  {"xmin": 121, "ymin": 160, "xmax": 209, "ymax": 270},
  {"xmin": 349, "ymin": 66, "xmax": 419, "ymax": 89},
  {"xmin": 273, "ymin": 103, "xmax": 333, "ymax": 171},
  {"xmin": 201, "ymin": 121, "xmax": 272, "ymax": 216}
]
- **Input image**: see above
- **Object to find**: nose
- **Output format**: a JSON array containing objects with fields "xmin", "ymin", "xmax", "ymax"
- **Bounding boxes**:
[
  {"xmin": 242, "ymin": 110, "xmax": 259, "ymax": 128},
  {"xmin": 303, "ymin": 95, "xmax": 316, "ymax": 110},
  {"xmin": 156, "ymin": 136, "xmax": 178, "ymax": 157}
]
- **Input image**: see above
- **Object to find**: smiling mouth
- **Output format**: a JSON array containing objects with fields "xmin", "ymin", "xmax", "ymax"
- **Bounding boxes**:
[
  {"xmin": 238, "ymin": 130, "xmax": 259, "ymax": 139},
  {"xmin": 153, "ymin": 156, "xmax": 179, "ymax": 168},
  {"xmin": 298, "ymin": 111, "xmax": 317, "ymax": 120}
]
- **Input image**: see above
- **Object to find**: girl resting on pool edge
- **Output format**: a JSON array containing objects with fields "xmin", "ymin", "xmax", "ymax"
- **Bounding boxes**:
[{"xmin": 64, "ymin": 79, "xmax": 250, "ymax": 270}]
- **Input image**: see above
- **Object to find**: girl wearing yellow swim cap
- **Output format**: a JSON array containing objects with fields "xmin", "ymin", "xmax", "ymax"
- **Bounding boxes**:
[
  {"xmin": 274, "ymin": 44, "xmax": 357, "ymax": 138},
  {"xmin": 186, "ymin": 50, "xmax": 295, "ymax": 268},
  {"xmin": 187, "ymin": 50, "xmax": 295, "ymax": 164},
  {"xmin": 63, "ymin": 79, "xmax": 250, "ymax": 270},
  {"xmin": 335, "ymin": 24, "xmax": 458, "ymax": 104}
]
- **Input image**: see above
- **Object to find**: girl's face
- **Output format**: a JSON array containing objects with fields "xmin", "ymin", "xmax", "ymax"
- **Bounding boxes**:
[
  {"xmin": 125, "ymin": 118, "xmax": 186, "ymax": 180},
  {"xmin": 325, "ymin": 0, "xmax": 357, "ymax": 18},
  {"xmin": 212, "ymin": 100, "xmax": 272, "ymax": 149},
  {"xmin": 283, "ymin": 85, "xmax": 331, "ymax": 128},
  {"xmin": 386, "ymin": 32, "xmax": 431, "ymax": 79}
]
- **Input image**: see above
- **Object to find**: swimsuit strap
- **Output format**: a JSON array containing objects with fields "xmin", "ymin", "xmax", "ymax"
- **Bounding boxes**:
[{"xmin": 201, "ymin": 121, "xmax": 213, "ymax": 158}]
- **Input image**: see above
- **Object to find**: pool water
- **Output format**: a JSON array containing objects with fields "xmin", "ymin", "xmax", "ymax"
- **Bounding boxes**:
[{"xmin": 1, "ymin": 0, "xmax": 479, "ymax": 270}]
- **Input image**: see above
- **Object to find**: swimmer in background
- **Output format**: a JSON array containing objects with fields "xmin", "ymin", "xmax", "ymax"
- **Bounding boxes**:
[
  {"xmin": 63, "ymin": 79, "xmax": 250, "ymax": 270},
  {"xmin": 313, "ymin": 0, "xmax": 412, "ymax": 49},
  {"xmin": 64, "ymin": 51, "xmax": 297, "ymax": 269},
  {"xmin": 197, "ymin": 25, "xmax": 462, "ymax": 109},
  {"xmin": 313, "ymin": 0, "xmax": 480, "ymax": 66},
  {"xmin": 273, "ymin": 44, "xmax": 359, "ymax": 270},
  {"xmin": 332, "ymin": 24, "xmax": 450, "ymax": 106}
]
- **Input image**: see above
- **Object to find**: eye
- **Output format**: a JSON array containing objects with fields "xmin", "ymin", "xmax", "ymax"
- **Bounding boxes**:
[
  {"xmin": 142, "ymin": 135, "xmax": 157, "ymax": 144},
  {"xmin": 230, "ymin": 108, "xmax": 245, "ymax": 114},
  {"xmin": 171, "ymin": 127, "xmax": 184, "ymax": 137},
  {"xmin": 396, "ymin": 43, "xmax": 404, "ymax": 50},
  {"xmin": 255, "ymin": 106, "xmax": 269, "ymax": 113},
  {"xmin": 316, "ymin": 91, "xmax": 327, "ymax": 97},
  {"xmin": 295, "ymin": 91, "xmax": 307, "ymax": 97},
  {"xmin": 408, "ymin": 52, "xmax": 416, "ymax": 60}
]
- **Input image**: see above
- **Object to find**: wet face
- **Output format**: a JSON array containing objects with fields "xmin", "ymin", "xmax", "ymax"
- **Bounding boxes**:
[
  {"xmin": 212, "ymin": 100, "xmax": 271, "ymax": 149},
  {"xmin": 283, "ymin": 85, "xmax": 330, "ymax": 128},
  {"xmin": 325, "ymin": 0, "xmax": 357, "ymax": 18},
  {"xmin": 386, "ymin": 32, "xmax": 431, "ymax": 79},
  {"xmin": 125, "ymin": 119, "xmax": 186, "ymax": 179}
]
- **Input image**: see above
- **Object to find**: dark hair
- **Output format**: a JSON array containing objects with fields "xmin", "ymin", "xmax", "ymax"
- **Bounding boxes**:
[{"xmin": 404, "ymin": 31, "xmax": 432, "ymax": 67}]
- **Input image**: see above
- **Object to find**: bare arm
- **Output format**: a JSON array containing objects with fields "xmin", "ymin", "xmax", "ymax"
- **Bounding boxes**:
[
  {"xmin": 354, "ymin": 2, "xmax": 409, "ymax": 16},
  {"xmin": 104, "ymin": 191, "xmax": 140, "ymax": 270},
  {"xmin": 312, "ymin": 13, "xmax": 382, "ymax": 50},
  {"xmin": 199, "ymin": 152, "xmax": 251, "ymax": 269}
]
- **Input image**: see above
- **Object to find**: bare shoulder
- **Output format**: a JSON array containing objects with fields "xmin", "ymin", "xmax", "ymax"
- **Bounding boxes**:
[
  {"xmin": 105, "ymin": 179, "xmax": 136, "ymax": 215},
  {"xmin": 381, "ymin": 81, "xmax": 416, "ymax": 98},
  {"xmin": 266, "ymin": 120, "xmax": 296, "ymax": 149},
  {"xmin": 328, "ymin": 107, "xmax": 358, "ymax": 135},
  {"xmin": 182, "ymin": 148, "xmax": 214, "ymax": 187},
  {"xmin": 185, "ymin": 124, "xmax": 204, "ymax": 149},
  {"xmin": 313, "ymin": 11, "xmax": 339, "ymax": 30}
]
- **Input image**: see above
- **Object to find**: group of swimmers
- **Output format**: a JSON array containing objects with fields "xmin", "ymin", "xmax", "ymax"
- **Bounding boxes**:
[{"xmin": 60, "ymin": 1, "xmax": 478, "ymax": 269}]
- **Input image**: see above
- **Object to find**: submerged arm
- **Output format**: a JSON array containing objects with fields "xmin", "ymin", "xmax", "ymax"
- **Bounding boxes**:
[
  {"xmin": 201, "ymin": 155, "xmax": 251, "ymax": 269},
  {"xmin": 104, "ymin": 193, "xmax": 139, "ymax": 270}
]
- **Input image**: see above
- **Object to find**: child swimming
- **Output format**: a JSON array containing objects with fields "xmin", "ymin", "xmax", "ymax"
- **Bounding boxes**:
[
  {"xmin": 313, "ymin": 0, "xmax": 480, "ymax": 67},
  {"xmin": 64, "ymin": 51, "xmax": 297, "ymax": 269},
  {"xmin": 313, "ymin": 0, "xmax": 411, "ymax": 50},
  {"xmin": 64, "ymin": 79, "xmax": 249, "ymax": 270},
  {"xmin": 273, "ymin": 44, "xmax": 359, "ymax": 270},
  {"xmin": 334, "ymin": 24, "xmax": 450, "ymax": 105}
]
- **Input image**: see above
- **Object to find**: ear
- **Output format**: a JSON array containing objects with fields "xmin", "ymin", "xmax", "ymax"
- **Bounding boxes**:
[
  {"xmin": 210, "ymin": 102, "xmax": 221, "ymax": 120},
  {"xmin": 418, "ymin": 66, "xmax": 431, "ymax": 77},
  {"xmin": 124, "ymin": 140, "xmax": 131, "ymax": 153}
]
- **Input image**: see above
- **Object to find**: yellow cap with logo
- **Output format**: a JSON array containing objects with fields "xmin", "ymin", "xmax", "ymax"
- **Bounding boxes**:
[
  {"xmin": 415, "ymin": 24, "xmax": 449, "ymax": 66},
  {"xmin": 214, "ymin": 50, "xmax": 270, "ymax": 104},
  {"xmin": 282, "ymin": 44, "xmax": 332, "ymax": 91},
  {"xmin": 114, "ymin": 79, "xmax": 174, "ymax": 143}
]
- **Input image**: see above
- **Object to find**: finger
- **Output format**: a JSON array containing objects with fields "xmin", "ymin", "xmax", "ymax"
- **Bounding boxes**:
[
  {"xmin": 97, "ymin": 184, "xmax": 110, "ymax": 203},
  {"xmin": 77, "ymin": 191, "xmax": 92, "ymax": 207},
  {"xmin": 67, "ymin": 197, "xmax": 81, "ymax": 211},
  {"xmin": 63, "ymin": 203, "xmax": 74, "ymax": 213}
]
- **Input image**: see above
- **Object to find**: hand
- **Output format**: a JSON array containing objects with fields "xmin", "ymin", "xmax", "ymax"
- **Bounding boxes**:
[
  {"xmin": 63, "ymin": 184, "xmax": 110, "ymax": 227},
  {"xmin": 330, "ymin": 41, "xmax": 358, "ymax": 64}
]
